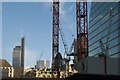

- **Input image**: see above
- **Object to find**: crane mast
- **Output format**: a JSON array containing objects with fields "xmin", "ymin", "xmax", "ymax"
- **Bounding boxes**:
[
  {"xmin": 76, "ymin": 0, "xmax": 88, "ymax": 61},
  {"xmin": 52, "ymin": 0, "xmax": 60, "ymax": 73}
]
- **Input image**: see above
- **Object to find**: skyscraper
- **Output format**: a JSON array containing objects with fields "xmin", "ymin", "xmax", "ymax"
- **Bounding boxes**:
[
  {"xmin": 21, "ymin": 37, "xmax": 25, "ymax": 68},
  {"xmin": 12, "ymin": 36, "xmax": 25, "ymax": 76},
  {"xmin": 88, "ymin": 2, "xmax": 120, "ymax": 75},
  {"xmin": 89, "ymin": 2, "xmax": 120, "ymax": 57},
  {"xmin": 13, "ymin": 46, "xmax": 21, "ymax": 69}
]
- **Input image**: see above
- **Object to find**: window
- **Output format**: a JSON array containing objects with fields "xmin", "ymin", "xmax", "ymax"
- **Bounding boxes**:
[{"xmin": 81, "ymin": 61, "xmax": 87, "ymax": 71}]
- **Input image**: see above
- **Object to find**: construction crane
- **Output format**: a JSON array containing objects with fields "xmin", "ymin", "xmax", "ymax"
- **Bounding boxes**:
[
  {"xmin": 76, "ymin": 0, "xmax": 88, "ymax": 61},
  {"xmin": 67, "ymin": 39, "xmax": 76, "ymax": 56},
  {"xmin": 59, "ymin": 27, "xmax": 70, "ymax": 77},
  {"xmin": 52, "ymin": 0, "xmax": 60, "ymax": 78},
  {"xmin": 59, "ymin": 28, "xmax": 68, "ymax": 55}
]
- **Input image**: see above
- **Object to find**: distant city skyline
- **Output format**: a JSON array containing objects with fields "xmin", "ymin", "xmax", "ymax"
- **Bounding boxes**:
[{"xmin": 2, "ymin": 2, "xmax": 77, "ymax": 67}]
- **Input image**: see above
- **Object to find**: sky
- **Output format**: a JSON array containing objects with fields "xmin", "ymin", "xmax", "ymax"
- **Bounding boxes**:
[
  {"xmin": 0, "ymin": 2, "xmax": 2, "ymax": 61},
  {"xmin": 2, "ymin": 2, "xmax": 79, "ymax": 67}
]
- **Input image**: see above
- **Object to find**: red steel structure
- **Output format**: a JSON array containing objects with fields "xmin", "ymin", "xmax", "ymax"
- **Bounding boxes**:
[
  {"xmin": 76, "ymin": 0, "xmax": 88, "ymax": 61},
  {"xmin": 52, "ymin": 0, "xmax": 60, "ymax": 73}
]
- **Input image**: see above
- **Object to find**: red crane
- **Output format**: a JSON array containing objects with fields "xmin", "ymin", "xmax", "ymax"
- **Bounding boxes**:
[
  {"xmin": 76, "ymin": 0, "xmax": 88, "ymax": 61},
  {"xmin": 52, "ymin": 0, "xmax": 60, "ymax": 73}
]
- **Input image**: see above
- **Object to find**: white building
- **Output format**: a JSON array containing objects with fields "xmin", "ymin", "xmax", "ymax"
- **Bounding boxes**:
[{"xmin": 36, "ymin": 60, "xmax": 50, "ymax": 68}]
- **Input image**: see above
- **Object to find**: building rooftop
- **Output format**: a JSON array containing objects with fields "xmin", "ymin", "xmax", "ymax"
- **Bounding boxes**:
[{"xmin": 0, "ymin": 59, "xmax": 12, "ymax": 67}]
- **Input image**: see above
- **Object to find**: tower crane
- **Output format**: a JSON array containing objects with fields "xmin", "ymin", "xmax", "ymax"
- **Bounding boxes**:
[
  {"xmin": 59, "ymin": 28, "xmax": 68, "ymax": 55},
  {"xmin": 59, "ymin": 27, "xmax": 70, "ymax": 77},
  {"xmin": 76, "ymin": 0, "xmax": 88, "ymax": 62},
  {"xmin": 52, "ymin": 0, "xmax": 60, "ymax": 78}
]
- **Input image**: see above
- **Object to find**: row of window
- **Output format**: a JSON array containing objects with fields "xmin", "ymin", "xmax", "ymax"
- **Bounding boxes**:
[
  {"xmin": 89, "ymin": 2, "xmax": 120, "ymax": 57},
  {"xmin": 89, "ymin": 13, "xmax": 119, "ymax": 40},
  {"xmin": 89, "ymin": 35, "xmax": 119, "ymax": 52},
  {"xmin": 92, "ymin": 52, "xmax": 120, "ymax": 58},
  {"xmin": 90, "ymin": 2, "xmax": 111, "ymax": 22},
  {"xmin": 89, "ymin": 44, "xmax": 120, "ymax": 57},
  {"xmin": 89, "ymin": 30, "xmax": 119, "ymax": 53},
  {"xmin": 91, "ymin": 2, "xmax": 101, "ymax": 11},
  {"xmin": 90, "ymin": 2, "xmax": 113, "ymax": 24},
  {"xmin": 89, "ymin": 3, "xmax": 119, "ymax": 34},
  {"xmin": 90, "ymin": 2, "xmax": 119, "ymax": 24},
  {"xmin": 90, "ymin": 2, "xmax": 105, "ymax": 17},
  {"xmin": 89, "ymin": 20, "xmax": 119, "ymax": 46},
  {"xmin": 90, "ymin": 8, "xmax": 119, "ymax": 32},
  {"xmin": 110, "ymin": 52, "xmax": 120, "ymax": 57},
  {"xmin": 89, "ymin": 37, "xmax": 120, "ymax": 52}
]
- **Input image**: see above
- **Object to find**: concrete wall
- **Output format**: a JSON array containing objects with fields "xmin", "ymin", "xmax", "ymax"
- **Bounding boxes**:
[
  {"xmin": 87, "ymin": 57, "xmax": 104, "ymax": 74},
  {"xmin": 75, "ymin": 57, "xmax": 120, "ymax": 75},
  {"xmin": 107, "ymin": 58, "xmax": 119, "ymax": 75}
]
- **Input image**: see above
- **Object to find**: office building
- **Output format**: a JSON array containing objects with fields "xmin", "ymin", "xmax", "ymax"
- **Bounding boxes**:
[
  {"xmin": 12, "ymin": 46, "xmax": 21, "ymax": 69},
  {"xmin": 89, "ymin": 2, "xmax": 120, "ymax": 58},
  {"xmin": 12, "ymin": 37, "xmax": 25, "ymax": 77},
  {"xmin": 88, "ymin": 2, "xmax": 120, "ymax": 75}
]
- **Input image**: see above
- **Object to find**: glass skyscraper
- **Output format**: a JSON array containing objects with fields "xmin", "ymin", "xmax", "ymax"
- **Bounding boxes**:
[
  {"xmin": 89, "ymin": 2, "xmax": 120, "ymax": 58},
  {"xmin": 13, "ymin": 46, "xmax": 21, "ymax": 69}
]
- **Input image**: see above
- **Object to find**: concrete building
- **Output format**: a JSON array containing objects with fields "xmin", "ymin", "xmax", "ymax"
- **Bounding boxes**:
[
  {"xmin": 36, "ymin": 60, "xmax": 50, "ymax": 68},
  {"xmin": 0, "ymin": 59, "xmax": 14, "ymax": 78}
]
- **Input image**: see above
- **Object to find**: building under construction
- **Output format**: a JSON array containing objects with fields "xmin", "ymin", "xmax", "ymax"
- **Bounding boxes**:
[
  {"xmin": 51, "ymin": 1, "xmax": 120, "ymax": 77},
  {"xmin": 51, "ymin": 0, "xmax": 89, "ymax": 78},
  {"xmin": 1, "ymin": 1, "xmax": 120, "ymax": 79}
]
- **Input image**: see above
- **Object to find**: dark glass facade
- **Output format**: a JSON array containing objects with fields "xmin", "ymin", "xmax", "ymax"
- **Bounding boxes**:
[{"xmin": 89, "ymin": 2, "xmax": 120, "ymax": 57}]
